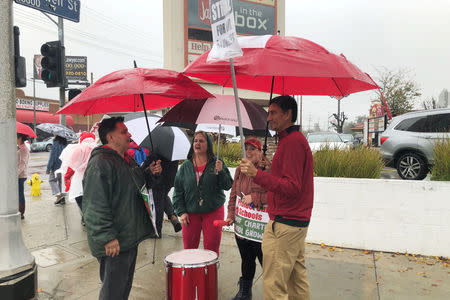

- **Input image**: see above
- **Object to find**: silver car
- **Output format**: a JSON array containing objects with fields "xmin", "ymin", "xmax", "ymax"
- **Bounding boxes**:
[
  {"xmin": 306, "ymin": 132, "xmax": 349, "ymax": 152},
  {"xmin": 380, "ymin": 108, "xmax": 450, "ymax": 180},
  {"xmin": 30, "ymin": 137, "xmax": 54, "ymax": 152}
]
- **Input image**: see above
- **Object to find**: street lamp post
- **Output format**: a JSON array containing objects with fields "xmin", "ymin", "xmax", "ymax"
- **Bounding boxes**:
[{"xmin": 0, "ymin": 1, "xmax": 37, "ymax": 299}]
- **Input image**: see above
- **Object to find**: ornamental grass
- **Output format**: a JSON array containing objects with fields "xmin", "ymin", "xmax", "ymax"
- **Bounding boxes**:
[{"xmin": 313, "ymin": 145, "xmax": 384, "ymax": 178}]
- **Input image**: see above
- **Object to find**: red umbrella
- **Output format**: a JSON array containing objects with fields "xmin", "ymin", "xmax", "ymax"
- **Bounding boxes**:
[
  {"xmin": 57, "ymin": 68, "xmax": 213, "ymax": 115},
  {"xmin": 16, "ymin": 121, "xmax": 37, "ymax": 138},
  {"xmin": 184, "ymin": 35, "xmax": 378, "ymax": 96},
  {"xmin": 184, "ymin": 35, "xmax": 387, "ymax": 153}
]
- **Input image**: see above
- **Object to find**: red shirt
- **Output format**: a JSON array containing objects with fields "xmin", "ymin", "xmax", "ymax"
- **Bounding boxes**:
[{"xmin": 253, "ymin": 126, "xmax": 314, "ymax": 221}]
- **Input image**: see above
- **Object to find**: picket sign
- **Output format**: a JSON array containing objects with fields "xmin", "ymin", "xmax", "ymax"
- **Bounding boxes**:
[
  {"xmin": 207, "ymin": 0, "xmax": 243, "ymax": 62},
  {"xmin": 234, "ymin": 195, "xmax": 269, "ymax": 242},
  {"xmin": 140, "ymin": 186, "xmax": 159, "ymax": 238}
]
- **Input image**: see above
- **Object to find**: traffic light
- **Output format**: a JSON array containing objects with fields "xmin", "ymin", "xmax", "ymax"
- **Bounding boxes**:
[
  {"xmin": 14, "ymin": 26, "xmax": 26, "ymax": 87},
  {"xmin": 68, "ymin": 88, "xmax": 82, "ymax": 101},
  {"xmin": 40, "ymin": 41, "xmax": 65, "ymax": 88}
]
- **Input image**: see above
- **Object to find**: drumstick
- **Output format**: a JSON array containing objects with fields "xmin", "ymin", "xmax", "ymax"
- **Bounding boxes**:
[{"xmin": 213, "ymin": 220, "xmax": 230, "ymax": 227}]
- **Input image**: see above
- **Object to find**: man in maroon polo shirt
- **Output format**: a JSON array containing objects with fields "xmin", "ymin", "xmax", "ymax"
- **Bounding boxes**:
[{"xmin": 240, "ymin": 95, "xmax": 314, "ymax": 300}]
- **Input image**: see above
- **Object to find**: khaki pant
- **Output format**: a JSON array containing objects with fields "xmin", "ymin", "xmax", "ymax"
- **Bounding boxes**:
[{"xmin": 262, "ymin": 220, "xmax": 310, "ymax": 300}]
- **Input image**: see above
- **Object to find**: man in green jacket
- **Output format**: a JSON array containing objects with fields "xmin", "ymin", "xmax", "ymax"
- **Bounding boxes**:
[{"xmin": 83, "ymin": 117, "xmax": 161, "ymax": 300}]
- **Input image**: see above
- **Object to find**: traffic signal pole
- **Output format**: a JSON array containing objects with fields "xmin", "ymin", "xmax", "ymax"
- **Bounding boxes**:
[
  {"xmin": 58, "ymin": 17, "xmax": 66, "ymax": 126},
  {"xmin": 0, "ymin": 1, "xmax": 37, "ymax": 299}
]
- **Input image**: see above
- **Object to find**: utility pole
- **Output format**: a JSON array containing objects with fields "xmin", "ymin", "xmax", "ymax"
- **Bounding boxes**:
[
  {"xmin": 0, "ymin": 1, "xmax": 37, "ymax": 298},
  {"xmin": 58, "ymin": 17, "xmax": 66, "ymax": 126},
  {"xmin": 32, "ymin": 74, "xmax": 36, "ymax": 141}
]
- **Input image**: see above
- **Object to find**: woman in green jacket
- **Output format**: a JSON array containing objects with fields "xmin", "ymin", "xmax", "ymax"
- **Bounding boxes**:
[{"xmin": 173, "ymin": 131, "xmax": 233, "ymax": 255}]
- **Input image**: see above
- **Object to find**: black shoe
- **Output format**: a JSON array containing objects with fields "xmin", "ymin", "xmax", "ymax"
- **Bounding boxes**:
[
  {"xmin": 54, "ymin": 194, "xmax": 65, "ymax": 205},
  {"xmin": 231, "ymin": 277, "xmax": 252, "ymax": 300}
]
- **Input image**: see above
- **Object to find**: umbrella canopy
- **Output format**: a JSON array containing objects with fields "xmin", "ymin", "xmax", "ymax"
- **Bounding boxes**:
[
  {"xmin": 158, "ymin": 95, "xmax": 267, "ymax": 131},
  {"xmin": 36, "ymin": 123, "xmax": 77, "ymax": 140},
  {"xmin": 16, "ymin": 121, "xmax": 37, "ymax": 138},
  {"xmin": 124, "ymin": 113, "xmax": 190, "ymax": 161},
  {"xmin": 184, "ymin": 35, "xmax": 378, "ymax": 96},
  {"xmin": 57, "ymin": 68, "xmax": 214, "ymax": 115}
]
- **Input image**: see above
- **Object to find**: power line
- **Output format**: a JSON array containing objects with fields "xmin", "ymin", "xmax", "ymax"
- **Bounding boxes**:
[
  {"xmin": 15, "ymin": 19, "xmax": 162, "ymax": 66},
  {"xmin": 14, "ymin": 8, "xmax": 163, "ymax": 63}
]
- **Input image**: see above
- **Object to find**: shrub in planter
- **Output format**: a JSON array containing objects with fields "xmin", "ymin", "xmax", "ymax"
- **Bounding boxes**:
[
  {"xmin": 431, "ymin": 138, "xmax": 450, "ymax": 181},
  {"xmin": 313, "ymin": 145, "xmax": 384, "ymax": 178},
  {"xmin": 213, "ymin": 142, "xmax": 242, "ymax": 168}
]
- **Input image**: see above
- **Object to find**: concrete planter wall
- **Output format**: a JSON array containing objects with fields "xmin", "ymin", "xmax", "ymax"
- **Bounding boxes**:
[
  {"xmin": 219, "ymin": 169, "xmax": 450, "ymax": 257},
  {"xmin": 308, "ymin": 177, "xmax": 450, "ymax": 257}
]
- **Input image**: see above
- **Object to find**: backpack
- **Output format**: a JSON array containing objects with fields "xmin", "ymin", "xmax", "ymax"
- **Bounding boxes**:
[{"xmin": 133, "ymin": 148, "xmax": 147, "ymax": 166}]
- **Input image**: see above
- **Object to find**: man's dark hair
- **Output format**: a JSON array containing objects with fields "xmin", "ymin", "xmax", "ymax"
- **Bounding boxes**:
[
  {"xmin": 98, "ymin": 117, "xmax": 124, "ymax": 145},
  {"xmin": 269, "ymin": 95, "xmax": 298, "ymax": 123}
]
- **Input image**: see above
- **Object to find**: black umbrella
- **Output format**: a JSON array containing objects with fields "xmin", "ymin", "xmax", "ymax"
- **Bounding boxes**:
[
  {"xmin": 36, "ymin": 123, "xmax": 77, "ymax": 140},
  {"xmin": 124, "ymin": 112, "xmax": 190, "ymax": 161}
]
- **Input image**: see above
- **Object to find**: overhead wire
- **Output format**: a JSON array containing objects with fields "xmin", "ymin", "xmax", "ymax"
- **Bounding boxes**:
[{"xmin": 13, "ymin": 5, "xmax": 163, "ymax": 65}]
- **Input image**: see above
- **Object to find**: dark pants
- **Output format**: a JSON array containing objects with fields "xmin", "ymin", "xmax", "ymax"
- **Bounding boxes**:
[
  {"xmin": 235, "ymin": 235, "xmax": 263, "ymax": 280},
  {"xmin": 18, "ymin": 178, "xmax": 26, "ymax": 216},
  {"xmin": 98, "ymin": 246, "xmax": 138, "ymax": 300},
  {"xmin": 154, "ymin": 189, "xmax": 175, "ymax": 236},
  {"xmin": 75, "ymin": 195, "xmax": 83, "ymax": 211}
]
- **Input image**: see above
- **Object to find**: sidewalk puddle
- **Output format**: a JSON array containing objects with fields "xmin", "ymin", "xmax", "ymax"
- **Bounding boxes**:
[{"xmin": 31, "ymin": 246, "xmax": 80, "ymax": 267}]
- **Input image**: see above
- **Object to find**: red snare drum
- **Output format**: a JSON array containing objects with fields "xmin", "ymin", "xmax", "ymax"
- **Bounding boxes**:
[{"xmin": 164, "ymin": 249, "xmax": 219, "ymax": 300}]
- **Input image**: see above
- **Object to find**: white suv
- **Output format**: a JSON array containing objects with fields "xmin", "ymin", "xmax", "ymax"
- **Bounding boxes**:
[{"xmin": 380, "ymin": 108, "xmax": 450, "ymax": 180}]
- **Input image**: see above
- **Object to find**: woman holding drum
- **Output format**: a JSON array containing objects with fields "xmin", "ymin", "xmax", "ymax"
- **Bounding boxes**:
[
  {"xmin": 173, "ymin": 131, "xmax": 233, "ymax": 255},
  {"xmin": 226, "ymin": 138, "xmax": 270, "ymax": 300}
]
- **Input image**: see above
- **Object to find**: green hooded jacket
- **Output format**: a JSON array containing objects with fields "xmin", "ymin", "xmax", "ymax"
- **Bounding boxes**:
[
  {"xmin": 173, "ymin": 134, "xmax": 233, "ymax": 215},
  {"xmin": 82, "ymin": 146, "xmax": 157, "ymax": 258}
]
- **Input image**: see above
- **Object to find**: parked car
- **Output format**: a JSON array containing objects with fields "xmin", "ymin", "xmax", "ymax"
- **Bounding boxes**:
[
  {"xmin": 339, "ymin": 133, "xmax": 358, "ymax": 147},
  {"xmin": 354, "ymin": 133, "xmax": 363, "ymax": 144},
  {"xmin": 226, "ymin": 136, "xmax": 241, "ymax": 143},
  {"xmin": 380, "ymin": 108, "xmax": 450, "ymax": 180},
  {"xmin": 30, "ymin": 137, "xmax": 54, "ymax": 152},
  {"xmin": 306, "ymin": 132, "xmax": 349, "ymax": 152}
]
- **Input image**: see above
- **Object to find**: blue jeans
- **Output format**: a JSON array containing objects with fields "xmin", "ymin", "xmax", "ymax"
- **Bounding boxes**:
[{"xmin": 18, "ymin": 178, "xmax": 26, "ymax": 204}]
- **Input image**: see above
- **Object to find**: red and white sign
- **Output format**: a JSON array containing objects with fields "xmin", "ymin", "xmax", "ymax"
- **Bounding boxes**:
[{"xmin": 16, "ymin": 98, "xmax": 50, "ymax": 112}]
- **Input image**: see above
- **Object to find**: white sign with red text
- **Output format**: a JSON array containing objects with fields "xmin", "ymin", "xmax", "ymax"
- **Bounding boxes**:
[{"xmin": 234, "ymin": 195, "xmax": 269, "ymax": 242}]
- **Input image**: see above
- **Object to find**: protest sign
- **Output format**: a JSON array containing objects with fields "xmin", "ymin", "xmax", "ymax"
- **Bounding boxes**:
[
  {"xmin": 141, "ymin": 186, "xmax": 159, "ymax": 237},
  {"xmin": 234, "ymin": 196, "xmax": 269, "ymax": 242},
  {"xmin": 207, "ymin": 0, "xmax": 242, "ymax": 61}
]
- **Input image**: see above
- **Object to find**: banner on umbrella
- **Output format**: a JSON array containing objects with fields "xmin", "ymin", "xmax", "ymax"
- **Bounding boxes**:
[
  {"xmin": 234, "ymin": 196, "xmax": 269, "ymax": 242},
  {"xmin": 207, "ymin": 0, "xmax": 242, "ymax": 62}
]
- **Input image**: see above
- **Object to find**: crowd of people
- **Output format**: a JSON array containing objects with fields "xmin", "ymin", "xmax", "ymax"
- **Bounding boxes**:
[{"xmin": 18, "ymin": 95, "xmax": 314, "ymax": 300}]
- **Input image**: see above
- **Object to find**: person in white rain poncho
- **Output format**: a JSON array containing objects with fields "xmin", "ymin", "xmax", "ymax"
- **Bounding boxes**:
[{"xmin": 59, "ymin": 132, "xmax": 96, "ymax": 223}]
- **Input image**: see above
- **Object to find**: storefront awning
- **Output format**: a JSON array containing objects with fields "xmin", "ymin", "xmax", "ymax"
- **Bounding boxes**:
[{"xmin": 16, "ymin": 109, "xmax": 74, "ymax": 126}]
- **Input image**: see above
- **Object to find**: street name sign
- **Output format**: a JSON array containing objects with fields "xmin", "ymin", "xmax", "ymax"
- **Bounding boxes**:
[{"xmin": 14, "ymin": 0, "xmax": 80, "ymax": 23}]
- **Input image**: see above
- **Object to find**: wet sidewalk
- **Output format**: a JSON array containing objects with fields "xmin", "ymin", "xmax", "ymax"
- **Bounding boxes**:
[
  {"xmin": 21, "ymin": 153, "xmax": 448, "ymax": 299},
  {"xmin": 22, "ymin": 191, "xmax": 448, "ymax": 299}
]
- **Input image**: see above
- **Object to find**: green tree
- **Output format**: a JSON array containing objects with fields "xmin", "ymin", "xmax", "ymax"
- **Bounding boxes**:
[{"xmin": 372, "ymin": 68, "xmax": 421, "ymax": 116}]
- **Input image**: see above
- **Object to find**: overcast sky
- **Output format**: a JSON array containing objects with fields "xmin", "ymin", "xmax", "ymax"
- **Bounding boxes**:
[{"xmin": 13, "ymin": 0, "xmax": 450, "ymax": 130}]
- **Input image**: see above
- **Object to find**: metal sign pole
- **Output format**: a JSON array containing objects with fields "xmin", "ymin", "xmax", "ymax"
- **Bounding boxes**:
[
  {"xmin": 229, "ymin": 58, "xmax": 246, "ymax": 157},
  {"xmin": 33, "ymin": 75, "xmax": 37, "ymax": 141},
  {"xmin": 58, "ymin": 17, "xmax": 66, "ymax": 126}
]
